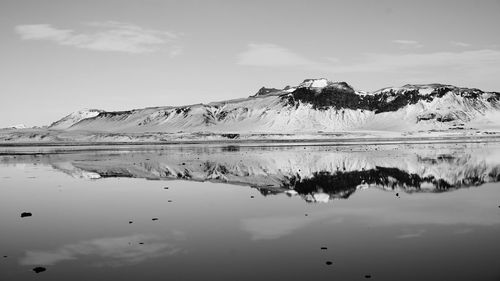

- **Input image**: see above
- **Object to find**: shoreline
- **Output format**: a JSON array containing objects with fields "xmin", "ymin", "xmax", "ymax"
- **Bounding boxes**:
[{"xmin": 1, "ymin": 134, "xmax": 500, "ymax": 148}]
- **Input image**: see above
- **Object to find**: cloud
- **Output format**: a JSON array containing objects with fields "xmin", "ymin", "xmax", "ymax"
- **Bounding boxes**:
[
  {"xmin": 396, "ymin": 229, "xmax": 426, "ymax": 239},
  {"xmin": 15, "ymin": 22, "xmax": 181, "ymax": 55},
  {"xmin": 237, "ymin": 43, "xmax": 500, "ymax": 84},
  {"xmin": 327, "ymin": 49, "xmax": 500, "ymax": 73},
  {"xmin": 237, "ymin": 43, "xmax": 316, "ymax": 67},
  {"xmin": 392, "ymin": 39, "xmax": 424, "ymax": 48},
  {"xmin": 451, "ymin": 41, "xmax": 471, "ymax": 47}
]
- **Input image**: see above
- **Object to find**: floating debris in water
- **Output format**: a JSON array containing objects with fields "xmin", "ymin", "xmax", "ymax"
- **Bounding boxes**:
[
  {"xmin": 152, "ymin": 218, "xmax": 159, "ymax": 221},
  {"xmin": 3, "ymin": 255, "xmax": 7, "ymax": 258},
  {"xmin": 396, "ymin": 193, "xmax": 399, "ymax": 197},
  {"xmin": 168, "ymin": 200, "xmax": 173, "ymax": 203},
  {"xmin": 139, "ymin": 242, "xmax": 144, "ymax": 245},
  {"xmin": 320, "ymin": 247, "xmax": 327, "ymax": 250},
  {"xmin": 365, "ymin": 275, "xmax": 372, "ymax": 278},
  {"xmin": 164, "ymin": 187, "xmax": 169, "ymax": 189},
  {"xmin": 128, "ymin": 221, "xmax": 133, "ymax": 224},
  {"xmin": 33, "ymin": 267, "xmax": 46, "ymax": 273},
  {"xmin": 21, "ymin": 212, "xmax": 32, "ymax": 218},
  {"xmin": 250, "ymin": 196, "xmax": 254, "ymax": 198},
  {"xmin": 325, "ymin": 261, "xmax": 333, "ymax": 265}
]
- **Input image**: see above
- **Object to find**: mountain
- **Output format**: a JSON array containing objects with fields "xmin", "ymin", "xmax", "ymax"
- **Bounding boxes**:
[
  {"xmin": 1, "ymin": 78, "xmax": 499, "ymax": 142},
  {"xmin": 54, "ymin": 78, "xmax": 500, "ymax": 133}
]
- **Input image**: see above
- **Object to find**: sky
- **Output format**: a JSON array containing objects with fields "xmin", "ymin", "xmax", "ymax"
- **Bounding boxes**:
[{"xmin": 1, "ymin": 0, "xmax": 500, "ymax": 127}]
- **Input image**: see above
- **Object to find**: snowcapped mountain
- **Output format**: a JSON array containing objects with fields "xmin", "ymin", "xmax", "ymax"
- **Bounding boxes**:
[
  {"xmin": 1, "ymin": 78, "xmax": 499, "ymax": 143},
  {"xmin": 48, "ymin": 79, "xmax": 500, "ymax": 136}
]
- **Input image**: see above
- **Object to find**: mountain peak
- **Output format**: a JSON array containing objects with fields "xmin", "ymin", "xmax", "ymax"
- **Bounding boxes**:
[
  {"xmin": 50, "ymin": 109, "xmax": 104, "ymax": 130},
  {"xmin": 298, "ymin": 78, "xmax": 330, "ymax": 88},
  {"xmin": 252, "ymin": 87, "xmax": 282, "ymax": 97},
  {"xmin": 297, "ymin": 79, "xmax": 355, "ymax": 92}
]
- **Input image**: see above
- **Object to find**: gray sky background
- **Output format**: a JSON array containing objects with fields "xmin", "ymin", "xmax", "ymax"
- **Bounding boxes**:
[{"xmin": 1, "ymin": 0, "xmax": 500, "ymax": 127}]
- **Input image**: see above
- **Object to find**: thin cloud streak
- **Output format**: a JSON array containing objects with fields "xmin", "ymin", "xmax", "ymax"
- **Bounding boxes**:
[
  {"xmin": 327, "ymin": 49, "xmax": 500, "ymax": 73},
  {"xmin": 15, "ymin": 21, "xmax": 181, "ymax": 55},
  {"xmin": 392, "ymin": 39, "xmax": 419, "ymax": 45},
  {"xmin": 451, "ymin": 41, "xmax": 472, "ymax": 47},
  {"xmin": 392, "ymin": 39, "xmax": 424, "ymax": 48},
  {"xmin": 237, "ymin": 43, "xmax": 500, "ymax": 79},
  {"xmin": 237, "ymin": 43, "xmax": 315, "ymax": 66}
]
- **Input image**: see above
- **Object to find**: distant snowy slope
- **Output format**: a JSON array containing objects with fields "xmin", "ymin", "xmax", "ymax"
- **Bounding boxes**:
[
  {"xmin": 49, "ymin": 109, "xmax": 104, "ymax": 130},
  {"xmin": 2, "ymin": 124, "xmax": 27, "ymax": 129},
  {"xmin": 48, "ymin": 79, "xmax": 500, "ymax": 135}
]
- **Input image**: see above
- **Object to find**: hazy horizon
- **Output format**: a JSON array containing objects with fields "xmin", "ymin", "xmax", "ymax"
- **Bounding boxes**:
[{"xmin": 1, "ymin": 0, "xmax": 500, "ymax": 127}]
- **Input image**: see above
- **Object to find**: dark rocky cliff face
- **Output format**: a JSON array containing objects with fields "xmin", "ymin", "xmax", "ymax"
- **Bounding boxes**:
[{"xmin": 282, "ymin": 84, "xmax": 500, "ymax": 114}]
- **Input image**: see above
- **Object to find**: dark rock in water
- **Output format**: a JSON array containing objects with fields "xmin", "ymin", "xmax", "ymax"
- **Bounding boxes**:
[
  {"xmin": 321, "ymin": 247, "xmax": 327, "ymax": 250},
  {"xmin": 396, "ymin": 193, "xmax": 399, "ymax": 197},
  {"xmin": 326, "ymin": 261, "xmax": 333, "ymax": 265},
  {"xmin": 168, "ymin": 200, "xmax": 173, "ymax": 203},
  {"xmin": 164, "ymin": 187, "xmax": 169, "ymax": 189},
  {"xmin": 139, "ymin": 242, "xmax": 144, "ymax": 245},
  {"xmin": 128, "ymin": 221, "xmax": 133, "ymax": 224},
  {"xmin": 305, "ymin": 214, "xmax": 308, "ymax": 216},
  {"xmin": 250, "ymin": 196, "xmax": 254, "ymax": 198},
  {"xmin": 33, "ymin": 267, "xmax": 46, "ymax": 273},
  {"xmin": 3, "ymin": 255, "xmax": 7, "ymax": 258},
  {"xmin": 365, "ymin": 275, "xmax": 372, "ymax": 279},
  {"xmin": 152, "ymin": 218, "xmax": 159, "ymax": 221},
  {"xmin": 21, "ymin": 212, "xmax": 32, "ymax": 218}
]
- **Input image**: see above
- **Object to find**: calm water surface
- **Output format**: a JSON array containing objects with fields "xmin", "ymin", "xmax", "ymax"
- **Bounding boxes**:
[{"xmin": 1, "ymin": 143, "xmax": 500, "ymax": 280}]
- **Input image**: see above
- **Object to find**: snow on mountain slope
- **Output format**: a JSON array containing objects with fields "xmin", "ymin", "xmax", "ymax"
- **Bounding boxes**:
[
  {"xmin": 44, "ymin": 79, "xmax": 500, "ymax": 135},
  {"xmin": 49, "ymin": 109, "xmax": 104, "ymax": 130},
  {"xmin": 2, "ymin": 124, "xmax": 27, "ymax": 129}
]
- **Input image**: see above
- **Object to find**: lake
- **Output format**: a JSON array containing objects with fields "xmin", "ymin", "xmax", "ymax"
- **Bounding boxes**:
[{"xmin": 1, "ymin": 142, "xmax": 500, "ymax": 280}]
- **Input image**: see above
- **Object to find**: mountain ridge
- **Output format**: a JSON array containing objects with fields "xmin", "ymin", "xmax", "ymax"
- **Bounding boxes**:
[
  {"xmin": 1, "ymin": 78, "xmax": 499, "ymax": 142},
  {"xmin": 53, "ymin": 78, "xmax": 500, "ymax": 133}
]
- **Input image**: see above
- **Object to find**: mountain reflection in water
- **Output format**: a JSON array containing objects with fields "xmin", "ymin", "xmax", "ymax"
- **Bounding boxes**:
[{"xmin": 1, "ymin": 143, "xmax": 499, "ymax": 203}]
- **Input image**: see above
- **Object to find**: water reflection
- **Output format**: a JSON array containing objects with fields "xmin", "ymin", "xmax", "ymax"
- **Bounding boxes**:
[
  {"xmin": 1, "ymin": 143, "xmax": 500, "ymax": 280},
  {"xmin": 1, "ymin": 143, "xmax": 500, "ymax": 203},
  {"xmin": 20, "ymin": 233, "xmax": 184, "ymax": 267}
]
